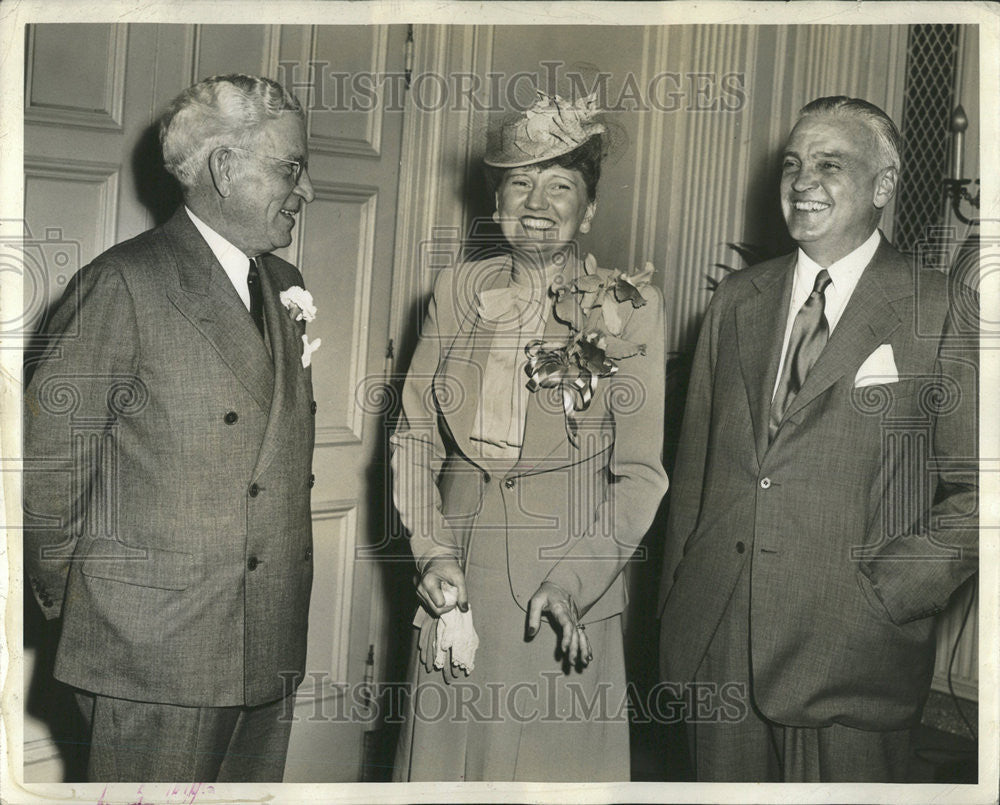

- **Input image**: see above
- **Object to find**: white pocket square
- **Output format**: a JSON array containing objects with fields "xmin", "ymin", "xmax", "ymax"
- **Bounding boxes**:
[{"xmin": 854, "ymin": 344, "xmax": 898, "ymax": 387}]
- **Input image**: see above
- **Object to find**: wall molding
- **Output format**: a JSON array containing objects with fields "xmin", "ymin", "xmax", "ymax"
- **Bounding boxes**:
[
  {"xmin": 23, "ymin": 157, "xmax": 121, "ymax": 259},
  {"xmin": 301, "ymin": 181, "xmax": 378, "ymax": 447},
  {"xmin": 25, "ymin": 24, "xmax": 127, "ymax": 132},
  {"xmin": 931, "ymin": 582, "xmax": 978, "ymax": 701},
  {"xmin": 388, "ymin": 24, "xmax": 492, "ymax": 351},
  {"xmin": 262, "ymin": 24, "xmax": 283, "ymax": 79},
  {"xmin": 664, "ymin": 25, "xmax": 756, "ymax": 353},
  {"xmin": 627, "ymin": 26, "xmax": 669, "ymax": 272},
  {"xmin": 309, "ymin": 499, "xmax": 359, "ymax": 687},
  {"xmin": 23, "ymin": 736, "xmax": 62, "ymax": 769},
  {"xmin": 307, "ymin": 26, "xmax": 388, "ymax": 158}
]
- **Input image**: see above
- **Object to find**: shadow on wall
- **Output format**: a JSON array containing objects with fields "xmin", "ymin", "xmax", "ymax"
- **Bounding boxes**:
[
  {"xmin": 359, "ymin": 291, "xmax": 433, "ymax": 782},
  {"xmin": 461, "ymin": 155, "xmax": 509, "ymax": 264},
  {"xmin": 23, "ymin": 588, "xmax": 89, "ymax": 780},
  {"xmin": 743, "ymin": 145, "xmax": 796, "ymax": 262},
  {"xmin": 132, "ymin": 122, "xmax": 184, "ymax": 229}
]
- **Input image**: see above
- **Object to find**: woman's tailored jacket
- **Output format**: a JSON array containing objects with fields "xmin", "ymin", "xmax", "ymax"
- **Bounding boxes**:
[{"xmin": 391, "ymin": 258, "xmax": 669, "ymax": 623}]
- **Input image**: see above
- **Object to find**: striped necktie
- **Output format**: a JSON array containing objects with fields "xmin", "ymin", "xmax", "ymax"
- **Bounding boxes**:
[{"xmin": 769, "ymin": 268, "xmax": 832, "ymax": 441}]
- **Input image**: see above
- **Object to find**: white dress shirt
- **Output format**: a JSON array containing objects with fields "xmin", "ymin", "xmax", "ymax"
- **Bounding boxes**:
[
  {"xmin": 185, "ymin": 206, "xmax": 252, "ymax": 311},
  {"xmin": 772, "ymin": 228, "xmax": 882, "ymax": 400}
]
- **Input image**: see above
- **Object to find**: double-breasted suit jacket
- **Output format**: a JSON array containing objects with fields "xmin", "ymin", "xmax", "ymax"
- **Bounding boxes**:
[
  {"xmin": 391, "ymin": 257, "xmax": 669, "ymax": 624},
  {"xmin": 24, "ymin": 208, "xmax": 316, "ymax": 707},
  {"xmin": 658, "ymin": 237, "xmax": 978, "ymax": 730}
]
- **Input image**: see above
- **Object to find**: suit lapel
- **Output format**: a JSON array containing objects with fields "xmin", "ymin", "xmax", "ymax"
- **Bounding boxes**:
[
  {"xmin": 435, "ymin": 259, "xmax": 510, "ymax": 466},
  {"xmin": 162, "ymin": 210, "xmax": 274, "ymax": 412},
  {"xmin": 736, "ymin": 255, "xmax": 795, "ymax": 463},
  {"xmin": 252, "ymin": 256, "xmax": 307, "ymax": 479},
  {"xmin": 780, "ymin": 240, "xmax": 907, "ymax": 426}
]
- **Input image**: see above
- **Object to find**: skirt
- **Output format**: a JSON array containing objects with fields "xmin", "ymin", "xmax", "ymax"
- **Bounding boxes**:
[{"xmin": 392, "ymin": 510, "xmax": 630, "ymax": 782}]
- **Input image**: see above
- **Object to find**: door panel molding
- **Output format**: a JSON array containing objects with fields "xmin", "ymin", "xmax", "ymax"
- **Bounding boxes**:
[
  {"xmin": 25, "ymin": 24, "xmax": 127, "ymax": 132},
  {"xmin": 298, "ymin": 181, "xmax": 378, "ymax": 447},
  {"xmin": 24, "ymin": 157, "xmax": 120, "ymax": 261},
  {"xmin": 307, "ymin": 26, "xmax": 389, "ymax": 158},
  {"xmin": 309, "ymin": 499, "xmax": 359, "ymax": 686}
]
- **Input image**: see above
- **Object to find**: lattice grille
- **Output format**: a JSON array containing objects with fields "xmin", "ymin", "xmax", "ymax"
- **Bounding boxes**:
[{"xmin": 895, "ymin": 25, "xmax": 959, "ymax": 254}]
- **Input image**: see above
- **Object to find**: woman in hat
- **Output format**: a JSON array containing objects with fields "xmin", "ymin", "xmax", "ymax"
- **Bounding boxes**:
[{"xmin": 391, "ymin": 92, "xmax": 668, "ymax": 781}]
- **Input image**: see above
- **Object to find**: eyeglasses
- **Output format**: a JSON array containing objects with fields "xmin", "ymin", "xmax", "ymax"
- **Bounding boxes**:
[{"xmin": 227, "ymin": 147, "xmax": 308, "ymax": 183}]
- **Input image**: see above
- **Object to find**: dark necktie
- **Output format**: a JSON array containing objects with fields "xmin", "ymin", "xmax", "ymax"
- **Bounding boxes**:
[
  {"xmin": 247, "ymin": 257, "xmax": 265, "ymax": 339},
  {"xmin": 769, "ymin": 269, "xmax": 832, "ymax": 441}
]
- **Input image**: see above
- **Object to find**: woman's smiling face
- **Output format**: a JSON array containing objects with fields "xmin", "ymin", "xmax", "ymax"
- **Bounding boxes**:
[{"xmin": 496, "ymin": 165, "xmax": 595, "ymax": 258}]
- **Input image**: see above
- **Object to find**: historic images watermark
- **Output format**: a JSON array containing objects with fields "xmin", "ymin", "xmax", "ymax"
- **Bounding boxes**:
[
  {"xmin": 278, "ymin": 670, "xmax": 749, "ymax": 727},
  {"xmin": 278, "ymin": 60, "xmax": 747, "ymax": 113},
  {"xmin": 1, "ymin": 220, "xmax": 80, "ymax": 340}
]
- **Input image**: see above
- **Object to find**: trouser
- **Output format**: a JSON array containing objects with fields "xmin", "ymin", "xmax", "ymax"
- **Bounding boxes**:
[
  {"xmin": 74, "ymin": 690, "xmax": 294, "ymax": 782},
  {"xmin": 689, "ymin": 565, "xmax": 911, "ymax": 782}
]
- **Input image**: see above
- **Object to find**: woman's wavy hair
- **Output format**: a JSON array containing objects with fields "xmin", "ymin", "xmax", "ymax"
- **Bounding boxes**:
[
  {"xmin": 485, "ymin": 134, "xmax": 605, "ymax": 202},
  {"xmin": 160, "ymin": 74, "xmax": 304, "ymax": 190}
]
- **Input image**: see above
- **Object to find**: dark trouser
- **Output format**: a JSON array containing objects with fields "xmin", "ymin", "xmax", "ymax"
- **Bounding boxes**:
[
  {"xmin": 74, "ymin": 690, "xmax": 294, "ymax": 782},
  {"xmin": 689, "ymin": 565, "xmax": 911, "ymax": 782}
]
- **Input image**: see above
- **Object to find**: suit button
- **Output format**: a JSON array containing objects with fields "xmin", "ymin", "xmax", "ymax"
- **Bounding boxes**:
[
  {"xmin": 482, "ymin": 472, "xmax": 491, "ymax": 483},
  {"xmin": 224, "ymin": 411, "xmax": 238, "ymax": 425},
  {"xmin": 503, "ymin": 478, "xmax": 516, "ymax": 490},
  {"xmin": 311, "ymin": 401, "xmax": 317, "ymax": 415},
  {"xmin": 759, "ymin": 477, "xmax": 771, "ymax": 489},
  {"xmin": 736, "ymin": 541, "xmax": 745, "ymax": 553},
  {"xmin": 304, "ymin": 548, "xmax": 313, "ymax": 561},
  {"xmin": 247, "ymin": 556, "xmax": 259, "ymax": 571},
  {"xmin": 249, "ymin": 483, "xmax": 260, "ymax": 497},
  {"xmin": 42, "ymin": 597, "xmax": 53, "ymax": 607},
  {"xmin": 308, "ymin": 473, "xmax": 315, "ymax": 488}
]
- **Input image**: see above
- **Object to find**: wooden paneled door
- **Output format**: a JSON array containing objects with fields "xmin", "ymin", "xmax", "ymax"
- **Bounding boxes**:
[
  {"xmin": 21, "ymin": 23, "xmax": 407, "ymax": 782},
  {"xmin": 272, "ymin": 25, "xmax": 407, "ymax": 782}
]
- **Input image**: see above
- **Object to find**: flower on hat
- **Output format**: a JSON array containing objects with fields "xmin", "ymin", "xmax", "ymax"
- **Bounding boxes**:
[{"xmin": 485, "ymin": 91, "xmax": 607, "ymax": 168}]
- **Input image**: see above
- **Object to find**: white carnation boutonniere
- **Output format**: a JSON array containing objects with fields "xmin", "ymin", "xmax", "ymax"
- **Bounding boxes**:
[{"xmin": 280, "ymin": 285, "xmax": 322, "ymax": 368}]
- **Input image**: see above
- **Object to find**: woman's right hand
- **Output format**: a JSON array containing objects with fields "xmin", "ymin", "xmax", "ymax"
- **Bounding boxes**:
[{"xmin": 415, "ymin": 556, "xmax": 469, "ymax": 616}]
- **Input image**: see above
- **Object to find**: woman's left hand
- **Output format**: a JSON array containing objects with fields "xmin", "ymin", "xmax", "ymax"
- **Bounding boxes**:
[{"xmin": 525, "ymin": 581, "xmax": 593, "ymax": 667}]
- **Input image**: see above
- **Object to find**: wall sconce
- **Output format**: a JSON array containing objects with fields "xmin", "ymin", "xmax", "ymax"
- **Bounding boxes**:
[{"xmin": 943, "ymin": 104, "xmax": 980, "ymax": 226}]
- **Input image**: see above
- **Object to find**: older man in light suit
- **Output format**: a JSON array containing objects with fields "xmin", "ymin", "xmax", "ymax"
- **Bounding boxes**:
[
  {"xmin": 658, "ymin": 96, "xmax": 978, "ymax": 782},
  {"xmin": 24, "ymin": 74, "xmax": 318, "ymax": 781}
]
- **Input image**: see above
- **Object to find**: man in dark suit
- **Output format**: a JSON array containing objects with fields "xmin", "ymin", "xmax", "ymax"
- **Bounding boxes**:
[
  {"xmin": 24, "ymin": 74, "xmax": 318, "ymax": 781},
  {"xmin": 658, "ymin": 96, "xmax": 978, "ymax": 782}
]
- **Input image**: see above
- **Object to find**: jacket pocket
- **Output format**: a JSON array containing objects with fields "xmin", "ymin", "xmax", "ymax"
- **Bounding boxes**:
[{"xmin": 80, "ymin": 539, "xmax": 194, "ymax": 590}]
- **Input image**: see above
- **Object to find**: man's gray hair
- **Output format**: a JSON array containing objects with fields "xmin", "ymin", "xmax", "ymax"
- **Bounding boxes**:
[
  {"xmin": 798, "ymin": 96, "xmax": 901, "ymax": 172},
  {"xmin": 160, "ymin": 74, "xmax": 304, "ymax": 190}
]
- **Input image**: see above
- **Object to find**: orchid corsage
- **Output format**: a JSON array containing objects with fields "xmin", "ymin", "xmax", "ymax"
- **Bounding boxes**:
[
  {"xmin": 525, "ymin": 256, "xmax": 654, "ymax": 446},
  {"xmin": 279, "ymin": 285, "xmax": 322, "ymax": 368}
]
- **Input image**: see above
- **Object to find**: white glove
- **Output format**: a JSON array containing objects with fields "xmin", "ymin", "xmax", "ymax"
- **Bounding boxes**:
[{"xmin": 434, "ymin": 582, "xmax": 480, "ymax": 674}]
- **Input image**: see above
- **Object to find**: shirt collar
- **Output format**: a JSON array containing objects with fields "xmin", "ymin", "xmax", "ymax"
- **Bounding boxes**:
[
  {"xmin": 185, "ymin": 207, "xmax": 253, "ymax": 308},
  {"xmin": 185, "ymin": 206, "xmax": 251, "ymax": 276},
  {"xmin": 795, "ymin": 228, "xmax": 882, "ymax": 293}
]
